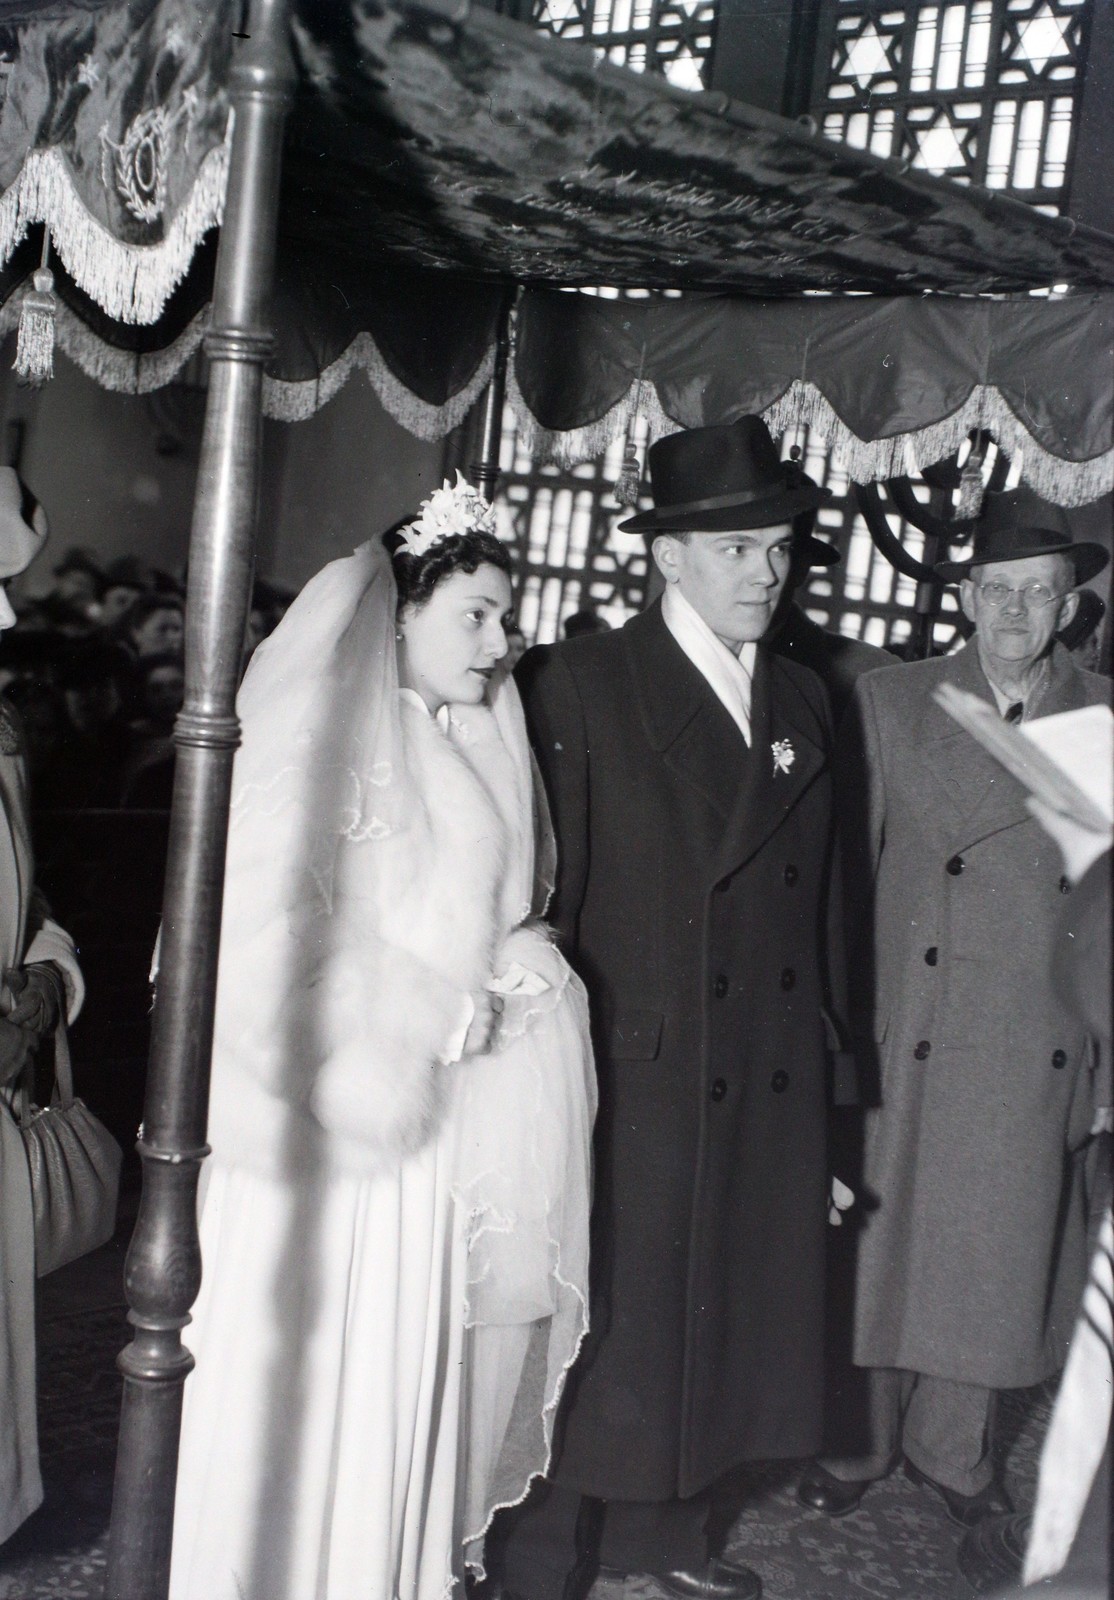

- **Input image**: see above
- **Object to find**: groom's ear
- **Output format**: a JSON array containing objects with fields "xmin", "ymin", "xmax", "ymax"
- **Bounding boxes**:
[{"xmin": 651, "ymin": 533, "xmax": 682, "ymax": 583}]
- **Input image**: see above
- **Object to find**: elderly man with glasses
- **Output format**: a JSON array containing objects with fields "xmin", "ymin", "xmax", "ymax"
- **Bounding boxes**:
[{"xmin": 797, "ymin": 486, "xmax": 1111, "ymax": 1532}]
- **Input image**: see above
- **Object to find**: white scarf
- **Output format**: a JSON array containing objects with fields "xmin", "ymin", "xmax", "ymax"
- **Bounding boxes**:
[{"xmin": 662, "ymin": 583, "xmax": 756, "ymax": 745}]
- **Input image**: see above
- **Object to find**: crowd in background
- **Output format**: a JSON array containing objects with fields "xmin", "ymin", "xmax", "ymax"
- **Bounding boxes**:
[
  {"xmin": 0, "ymin": 547, "xmax": 294, "ymax": 813},
  {"xmin": 0, "ymin": 553, "xmax": 623, "ymax": 816}
]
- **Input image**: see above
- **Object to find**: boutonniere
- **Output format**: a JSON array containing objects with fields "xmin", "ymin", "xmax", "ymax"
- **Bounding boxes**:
[{"xmin": 771, "ymin": 738, "xmax": 795, "ymax": 777}]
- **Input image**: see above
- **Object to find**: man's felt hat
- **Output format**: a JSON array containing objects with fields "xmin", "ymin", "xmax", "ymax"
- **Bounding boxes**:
[
  {"xmin": 935, "ymin": 485, "xmax": 1109, "ymax": 585},
  {"xmin": 618, "ymin": 416, "xmax": 831, "ymax": 552},
  {"xmin": 0, "ymin": 467, "xmax": 47, "ymax": 581}
]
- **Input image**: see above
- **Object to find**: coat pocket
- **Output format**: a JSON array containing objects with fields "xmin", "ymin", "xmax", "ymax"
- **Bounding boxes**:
[{"xmin": 608, "ymin": 1009, "xmax": 663, "ymax": 1061}]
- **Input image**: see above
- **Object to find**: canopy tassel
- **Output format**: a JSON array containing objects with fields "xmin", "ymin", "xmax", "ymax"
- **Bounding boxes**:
[
  {"xmin": 15, "ymin": 234, "xmax": 56, "ymax": 386},
  {"xmin": 613, "ymin": 352, "xmax": 646, "ymax": 507},
  {"xmin": 613, "ymin": 431, "xmax": 642, "ymax": 507},
  {"xmin": 955, "ymin": 436, "xmax": 987, "ymax": 521}
]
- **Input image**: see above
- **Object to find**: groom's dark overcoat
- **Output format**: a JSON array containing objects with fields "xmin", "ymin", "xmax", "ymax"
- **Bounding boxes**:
[{"xmin": 517, "ymin": 599, "xmax": 841, "ymax": 1503}]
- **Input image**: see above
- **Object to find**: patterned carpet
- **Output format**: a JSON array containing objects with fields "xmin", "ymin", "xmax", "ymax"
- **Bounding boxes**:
[{"xmin": 0, "ymin": 1208, "xmax": 1051, "ymax": 1600}]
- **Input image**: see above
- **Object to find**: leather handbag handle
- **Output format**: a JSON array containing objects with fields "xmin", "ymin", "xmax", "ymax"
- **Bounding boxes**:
[
  {"xmin": 15, "ymin": 1019, "xmax": 75, "ymax": 1119},
  {"xmin": 52, "ymin": 1020, "xmax": 75, "ymax": 1111}
]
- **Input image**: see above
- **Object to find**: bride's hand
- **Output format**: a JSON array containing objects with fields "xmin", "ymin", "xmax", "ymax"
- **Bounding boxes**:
[{"xmin": 463, "ymin": 990, "xmax": 503, "ymax": 1056}]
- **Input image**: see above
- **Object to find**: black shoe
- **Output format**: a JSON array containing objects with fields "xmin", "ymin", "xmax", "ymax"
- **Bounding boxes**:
[
  {"xmin": 796, "ymin": 1461, "xmax": 872, "ymax": 1517},
  {"xmin": 904, "ymin": 1460, "xmax": 1014, "ymax": 1527},
  {"xmin": 658, "ymin": 1557, "xmax": 762, "ymax": 1600},
  {"xmin": 956, "ymin": 1513, "xmax": 1031, "ymax": 1595}
]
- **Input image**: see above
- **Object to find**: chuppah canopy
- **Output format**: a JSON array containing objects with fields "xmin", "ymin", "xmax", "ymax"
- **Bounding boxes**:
[{"xmin": 0, "ymin": 0, "xmax": 1112, "ymax": 501}]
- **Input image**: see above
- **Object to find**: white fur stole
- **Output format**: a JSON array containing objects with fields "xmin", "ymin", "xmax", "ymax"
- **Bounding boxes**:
[{"xmin": 207, "ymin": 701, "xmax": 508, "ymax": 1179}]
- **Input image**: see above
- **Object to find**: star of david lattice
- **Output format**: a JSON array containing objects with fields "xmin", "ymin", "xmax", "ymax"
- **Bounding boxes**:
[
  {"xmin": 829, "ymin": 14, "xmax": 903, "ymax": 98},
  {"xmin": 813, "ymin": 0, "xmax": 1091, "ymax": 205},
  {"xmin": 532, "ymin": 0, "xmax": 717, "ymax": 90},
  {"xmin": 1004, "ymin": 0, "xmax": 1083, "ymax": 81}
]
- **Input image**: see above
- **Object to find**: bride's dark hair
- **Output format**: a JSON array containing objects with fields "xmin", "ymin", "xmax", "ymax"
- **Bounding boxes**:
[{"xmin": 383, "ymin": 520, "xmax": 512, "ymax": 614}]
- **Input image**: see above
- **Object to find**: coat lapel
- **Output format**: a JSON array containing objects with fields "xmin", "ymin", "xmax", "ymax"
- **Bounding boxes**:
[
  {"xmin": 921, "ymin": 643, "xmax": 1000, "ymax": 828},
  {"xmin": 713, "ymin": 649, "xmax": 826, "ymax": 881},
  {"xmin": 626, "ymin": 603, "xmax": 747, "ymax": 825}
]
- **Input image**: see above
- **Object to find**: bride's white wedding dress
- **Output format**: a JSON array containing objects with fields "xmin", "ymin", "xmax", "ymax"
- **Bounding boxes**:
[{"xmin": 168, "ymin": 543, "xmax": 595, "ymax": 1600}]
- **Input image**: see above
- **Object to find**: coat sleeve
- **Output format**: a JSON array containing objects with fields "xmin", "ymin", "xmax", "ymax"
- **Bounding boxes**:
[
  {"xmin": 1054, "ymin": 852, "xmax": 1112, "ymax": 1049},
  {"xmin": 794, "ymin": 666, "xmax": 858, "ymax": 1107},
  {"xmin": 22, "ymin": 890, "xmax": 84, "ymax": 1024},
  {"xmin": 834, "ymin": 674, "xmax": 888, "ymax": 1076},
  {"xmin": 515, "ymin": 645, "xmax": 590, "ymax": 948},
  {"xmin": 1053, "ymin": 851, "xmax": 1112, "ymax": 1130}
]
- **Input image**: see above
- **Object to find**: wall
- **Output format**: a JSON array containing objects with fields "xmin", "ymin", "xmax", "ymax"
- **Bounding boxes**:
[
  {"xmin": 2, "ymin": 344, "xmax": 205, "ymax": 597},
  {"xmin": 0, "ymin": 341, "xmax": 448, "ymax": 602}
]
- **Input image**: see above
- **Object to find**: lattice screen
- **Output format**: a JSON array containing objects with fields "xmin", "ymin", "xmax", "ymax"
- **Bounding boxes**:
[
  {"xmin": 817, "ymin": 0, "xmax": 1087, "ymax": 208},
  {"xmin": 530, "ymin": 0, "xmax": 718, "ymax": 89},
  {"xmin": 495, "ymin": 0, "xmax": 1093, "ymax": 650},
  {"xmin": 495, "ymin": 402, "xmax": 652, "ymax": 641}
]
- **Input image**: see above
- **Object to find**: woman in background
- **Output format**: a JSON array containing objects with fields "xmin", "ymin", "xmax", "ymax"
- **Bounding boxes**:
[
  {"xmin": 0, "ymin": 470, "xmax": 84, "ymax": 1546},
  {"xmin": 169, "ymin": 478, "xmax": 595, "ymax": 1600}
]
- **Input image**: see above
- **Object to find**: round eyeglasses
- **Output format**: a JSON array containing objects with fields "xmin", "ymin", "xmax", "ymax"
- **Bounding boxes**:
[{"xmin": 972, "ymin": 580, "xmax": 1071, "ymax": 609}]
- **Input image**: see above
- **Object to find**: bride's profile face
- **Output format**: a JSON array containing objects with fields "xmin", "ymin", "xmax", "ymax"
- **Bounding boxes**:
[{"xmin": 397, "ymin": 562, "xmax": 514, "ymax": 712}]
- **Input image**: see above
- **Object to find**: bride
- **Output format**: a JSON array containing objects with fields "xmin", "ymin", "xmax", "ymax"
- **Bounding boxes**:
[{"xmin": 169, "ymin": 478, "xmax": 596, "ymax": 1600}]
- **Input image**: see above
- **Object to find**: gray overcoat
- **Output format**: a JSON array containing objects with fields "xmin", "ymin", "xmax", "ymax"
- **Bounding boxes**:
[{"xmin": 839, "ymin": 640, "xmax": 1110, "ymax": 1389}]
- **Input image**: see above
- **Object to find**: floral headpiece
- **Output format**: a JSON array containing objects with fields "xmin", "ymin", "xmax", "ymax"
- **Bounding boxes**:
[{"xmin": 395, "ymin": 472, "xmax": 497, "ymax": 559}]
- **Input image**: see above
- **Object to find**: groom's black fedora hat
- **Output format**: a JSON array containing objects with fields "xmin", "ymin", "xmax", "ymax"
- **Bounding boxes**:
[
  {"xmin": 618, "ymin": 417, "xmax": 831, "ymax": 552},
  {"xmin": 935, "ymin": 485, "xmax": 1109, "ymax": 585}
]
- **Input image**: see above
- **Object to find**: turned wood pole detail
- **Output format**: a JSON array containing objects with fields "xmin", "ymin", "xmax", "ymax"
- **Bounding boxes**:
[
  {"xmin": 104, "ymin": 6, "xmax": 293, "ymax": 1596},
  {"xmin": 471, "ymin": 294, "xmax": 513, "ymax": 501}
]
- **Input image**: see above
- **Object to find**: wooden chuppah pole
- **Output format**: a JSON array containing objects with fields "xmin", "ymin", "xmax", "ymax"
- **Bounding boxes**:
[
  {"xmin": 472, "ymin": 291, "xmax": 514, "ymax": 500},
  {"xmin": 104, "ymin": 5, "xmax": 294, "ymax": 1596}
]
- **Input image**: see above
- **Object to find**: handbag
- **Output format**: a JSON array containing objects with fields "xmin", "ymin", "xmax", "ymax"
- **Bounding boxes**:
[{"xmin": 15, "ymin": 1022, "xmax": 122, "ymax": 1277}]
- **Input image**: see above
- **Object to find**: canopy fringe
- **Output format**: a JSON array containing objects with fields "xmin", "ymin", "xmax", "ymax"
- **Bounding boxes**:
[
  {"xmin": 762, "ymin": 379, "xmax": 1114, "ymax": 508},
  {"xmin": 0, "ymin": 294, "xmax": 208, "ymax": 391},
  {"xmin": 511, "ymin": 371, "xmax": 1112, "ymax": 505},
  {"xmin": 0, "ymin": 125, "xmax": 230, "ymax": 327},
  {"xmin": 260, "ymin": 330, "xmax": 496, "ymax": 433},
  {"xmin": 506, "ymin": 368, "xmax": 671, "ymax": 467}
]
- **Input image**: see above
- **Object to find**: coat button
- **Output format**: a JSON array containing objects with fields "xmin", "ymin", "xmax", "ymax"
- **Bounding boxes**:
[
  {"xmin": 713, "ymin": 975, "xmax": 729, "ymax": 998},
  {"xmin": 1051, "ymin": 1049, "xmax": 1067, "ymax": 1069},
  {"xmin": 924, "ymin": 946, "xmax": 938, "ymax": 966},
  {"xmin": 946, "ymin": 855, "xmax": 965, "ymax": 876},
  {"xmin": 784, "ymin": 864, "xmax": 798, "ymax": 886},
  {"xmin": 771, "ymin": 1069, "xmax": 789, "ymax": 1093},
  {"xmin": 710, "ymin": 1077, "xmax": 727, "ymax": 1102},
  {"xmin": 1059, "ymin": 876, "xmax": 1071, "ymax": 895},
  {"xmin": 914, "ymin": 1040, "xmax": 931, "ymax": 1060},
  {"xmin": 780, "ymin": 967, "xmax": 796, "ymax": 990}
]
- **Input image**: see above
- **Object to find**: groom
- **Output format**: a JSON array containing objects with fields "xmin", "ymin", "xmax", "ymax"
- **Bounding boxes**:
[{"xmin": 505, "ymin": 417, "xmax": 847, "ymax": 1600}]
